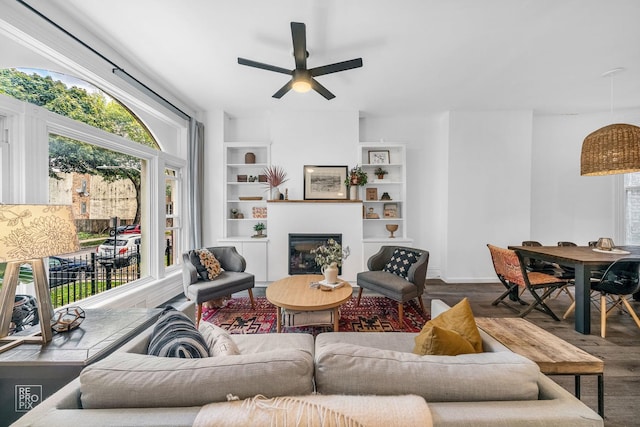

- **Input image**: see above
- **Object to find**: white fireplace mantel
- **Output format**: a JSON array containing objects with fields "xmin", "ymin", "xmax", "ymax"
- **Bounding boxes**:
[{"xmin": 267, "ymin": 200, "xmax": 363, "ymax": 282}]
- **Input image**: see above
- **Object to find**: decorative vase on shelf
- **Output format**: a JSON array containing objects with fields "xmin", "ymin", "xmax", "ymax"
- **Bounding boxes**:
[
  {"xmin": 321, "ymin": 262, "xmax": 339, "ymax": 284},
  {"xmin": 271, "ymin": 187, "xmax": 281, "ymax": 201},
  {"xmin": 349, "ymin": 186, "xmax": 358, "ymax": 200}
]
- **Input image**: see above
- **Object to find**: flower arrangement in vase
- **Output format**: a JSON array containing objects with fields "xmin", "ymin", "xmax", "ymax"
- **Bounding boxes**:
[
  {"xmin": 262, "ymin": 165, "xmax": 289, "ymax": 200},
  {"xmin": 312, "ymin": 238, "xmax": 351, "ymax": 284}
]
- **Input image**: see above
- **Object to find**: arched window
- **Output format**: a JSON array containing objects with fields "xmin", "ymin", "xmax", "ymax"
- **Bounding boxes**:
[{"xmin": 0, "ymin": 68, "xmax": 183, "ymax": 307}]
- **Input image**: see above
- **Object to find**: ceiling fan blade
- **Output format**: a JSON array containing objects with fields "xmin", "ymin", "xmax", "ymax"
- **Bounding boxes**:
[
  {"xmin": 310, "ymin": 58, "xmax": 363, "ymax": 77},
  {"xmin": 311, "ymin": 78, "xmax": 335, "ymax": 100},
  {"xmin": 273, "ymin": 80, "xmax": 293, "ymax": 99},
  {"xmin": 238, "ymin": 57, "xmax": 291, "ymax": 75},
  {"xmin": 291, "ymin": 22, "xmax": 307, "ymax": 70}
]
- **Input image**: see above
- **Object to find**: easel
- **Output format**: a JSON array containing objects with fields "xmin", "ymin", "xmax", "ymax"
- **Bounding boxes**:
[{"xmin": 0, "ymin": 259, "xmax": 53, "ymax": 353}]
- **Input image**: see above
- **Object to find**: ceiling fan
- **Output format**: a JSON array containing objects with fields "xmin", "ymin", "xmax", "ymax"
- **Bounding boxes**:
[{"xmin": 238, "ymin": 22, "xmax": 363, "ymax": 100}]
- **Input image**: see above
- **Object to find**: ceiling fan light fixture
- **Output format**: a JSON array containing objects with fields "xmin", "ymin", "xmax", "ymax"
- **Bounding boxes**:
[
  {"xmin": 292, "ymin": 70, "xmax": 312, "ymax": 93},
  {"xmin": 292, "ymin": 79, "xmax": 312, "ymax": 93}
]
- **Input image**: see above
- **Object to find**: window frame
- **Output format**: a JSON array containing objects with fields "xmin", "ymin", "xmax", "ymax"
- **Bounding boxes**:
[{"xmin": 0, "ymin": 94, "xmax": 187, "ymax": 309}]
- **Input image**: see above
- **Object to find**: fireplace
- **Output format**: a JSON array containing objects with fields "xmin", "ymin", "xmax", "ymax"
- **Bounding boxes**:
[{"xmin": 289, "ymin": 233, "xmax": 342, "ymax": 275}]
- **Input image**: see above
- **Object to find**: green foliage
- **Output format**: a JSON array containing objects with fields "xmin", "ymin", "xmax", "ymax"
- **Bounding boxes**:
[
  {"xmin": 312, "ymin": 238, "xmax": 350, "ymax": 267},
  {"xmin": 0, "ymin": 68, "xmax": 155, "ymax": 147},
  {"xmin": 374, "ymin": 167, "xmax": 388, "ymax": 176},
  {"xmin": 346, "ymin": 165, "xmax": 368, "ymax": 186},
  {"xmin": 0, "ymin": 68, "xmax": 156, "ymax": 223}
]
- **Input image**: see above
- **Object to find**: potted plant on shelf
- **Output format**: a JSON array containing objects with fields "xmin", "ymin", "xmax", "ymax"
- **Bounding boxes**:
[
  {"xmin": 262, "ymin": 165, "xmax": 289, "ymax": 200},
  {"xmin": 311, "ymin": 238, "xmax": 350, "ymax": 284},
  {"xmin": 345, "ymin": 165, "xmax": 368, "ymax": 200},
  {"xmin": 253, "ymin": 222, "xmax": 266, "ymax": 237},
  {"xmin": 374, "ymin": 167, "xmax": 388, "ymax": 179}
]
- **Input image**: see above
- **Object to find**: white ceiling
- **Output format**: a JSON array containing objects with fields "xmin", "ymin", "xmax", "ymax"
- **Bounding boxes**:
[{"xmin": 13, "ymin": 0, "xmax": 640, "ymax": 116}]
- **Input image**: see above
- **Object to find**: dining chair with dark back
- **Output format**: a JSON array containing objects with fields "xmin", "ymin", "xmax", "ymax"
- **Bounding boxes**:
[
  {"xmin": 521, "ymin": 241, "xmax": 561, "ymax": 276},
  {"xmin": 590, "ymin": 257, "xmax": 640, "ymax": 338}
]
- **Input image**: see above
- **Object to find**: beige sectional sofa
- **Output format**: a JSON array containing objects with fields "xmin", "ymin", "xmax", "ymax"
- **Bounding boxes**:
[{"xmin": 13, "ymin": 300, "xmax": 603, "ymax": 426}]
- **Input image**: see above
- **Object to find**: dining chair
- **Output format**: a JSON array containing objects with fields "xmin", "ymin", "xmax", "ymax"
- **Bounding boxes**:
[
  {"xmin": 487, "ymin": 244, "xmax": 527, "ymax": 307},
  {"xmin": 553, "ymin": 242, "xmax": 577, "ymax": 303},
  {"xmin": 521, "ymin": 241, "xmax": 561, "ymax": 276},
  {"xmin": 487, "ymin": 244, "xmax": 568, "ymax": 320},
  {"xmin": 565, "ymin": 258, "xmax": 640, "ymax": 338}
]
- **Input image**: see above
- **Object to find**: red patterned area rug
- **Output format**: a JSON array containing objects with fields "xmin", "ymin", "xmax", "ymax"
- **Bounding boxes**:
[{"xmin": 202, "ymin": 296, "xmax": 429, "ymax": 335}]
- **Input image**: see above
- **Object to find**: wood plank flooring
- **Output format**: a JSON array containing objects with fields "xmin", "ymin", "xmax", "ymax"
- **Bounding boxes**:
[
  {"xmin": 422, "ymin": 280, "xmax": 639, "ymax": 427},
  {"xmin": 249, "ymin": 280, "xmax": 640, "ymax": 426}
]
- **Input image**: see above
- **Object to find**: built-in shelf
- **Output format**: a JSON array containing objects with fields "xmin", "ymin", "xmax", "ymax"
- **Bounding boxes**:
[
  {"xmin": 267, "ymin": 199, "xmax": 362, "ymax": 203},
  {"xmin": 359, "ymin": 143, "xmax": 408, "ymax": 241}
]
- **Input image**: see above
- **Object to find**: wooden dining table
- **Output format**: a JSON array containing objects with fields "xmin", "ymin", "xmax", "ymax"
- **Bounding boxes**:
[{"xmin": 509, "ymin": 245, "xmax": 640, "ymax": 334}]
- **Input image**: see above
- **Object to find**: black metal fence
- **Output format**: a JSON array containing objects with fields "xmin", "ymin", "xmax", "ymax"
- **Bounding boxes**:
[{"xmin": 48, "ymin": 252, "xmax": 141, "ymax": 308}]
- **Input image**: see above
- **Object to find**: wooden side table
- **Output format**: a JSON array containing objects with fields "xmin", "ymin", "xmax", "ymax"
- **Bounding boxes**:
[
  {"xmin": 475, "ymin": 317, "xmax": 604, "ymax": 417},
  {"xmin": 266, "ymin": 274, "xmax": 353, "ymax": 332},
  {"xmin": 0, "ymin": 307, "xmax": 161, "ymax": 425}
]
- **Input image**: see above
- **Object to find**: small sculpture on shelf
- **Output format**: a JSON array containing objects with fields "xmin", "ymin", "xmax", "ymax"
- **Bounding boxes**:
[{"xmin": 366, "ymin": 207, "xmax": 379, "ymax": 219}]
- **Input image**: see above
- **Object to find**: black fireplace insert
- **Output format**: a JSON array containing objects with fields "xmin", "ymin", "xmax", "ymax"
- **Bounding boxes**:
[{"xmin": 288, "ymin": 233, "xmax": 342, "ymax": 275}]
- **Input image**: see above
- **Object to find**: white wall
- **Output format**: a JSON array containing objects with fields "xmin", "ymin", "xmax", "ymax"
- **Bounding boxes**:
[
  {"xmin": 445, "ymin": 110, "xmax": 534, "ymax": 282},
  {"xmin": 269, "ymin": 110, "xmax": 359, "ymax": 201},
  {"xmin": 531, "ymin": 109, "xmax": 640, "ymax": 245},
  {"xmin": 202, "ymin": 107, "xmax": 640, "ymax": 283}
]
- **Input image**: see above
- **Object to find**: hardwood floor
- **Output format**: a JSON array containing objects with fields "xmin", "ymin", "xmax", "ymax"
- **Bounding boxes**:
[
  {"xmin": 249, "ymin": 280, "xmax": 640, "ymax": 426},
  {"xmin": 421, "ymin": 280, "xmax": 640, "ymax": 427}
]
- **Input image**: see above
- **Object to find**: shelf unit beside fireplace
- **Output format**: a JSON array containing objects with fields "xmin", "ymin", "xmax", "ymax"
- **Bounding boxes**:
[
  {"xmin": 221, "ymin": 142, "xmax": 271, "ymax": 283},
  {"xmin": 358, "ymin": 143, "xmax": 409, "ymax": 241},
  {"xmin": 223, "ymin": 142, "xmax": 271, "ymax": 239}
]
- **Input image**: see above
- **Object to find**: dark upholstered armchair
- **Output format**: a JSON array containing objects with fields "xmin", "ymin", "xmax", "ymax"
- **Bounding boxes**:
[
  {"xmin": 182, "ymin": 246, "xmax": 255, "ymax": 326},
  {"xmin": 356, "ymin": 246, "xmax": 429, "ymax": 325}
]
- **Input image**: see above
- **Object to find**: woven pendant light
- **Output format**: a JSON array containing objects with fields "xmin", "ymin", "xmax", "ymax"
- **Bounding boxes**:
[
  {"xmin": 580, "ymin": 68, "xmax": 640, "ymax": 176},
  {"xmin": 580, "ymin": 123, "xmax": 640, "ymax": 176}
]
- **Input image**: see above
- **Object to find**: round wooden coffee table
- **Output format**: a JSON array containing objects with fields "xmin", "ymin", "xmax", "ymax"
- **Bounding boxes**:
[{"xmin": 266, "ymin": 274, "xmax": 353, "ymax": 332}]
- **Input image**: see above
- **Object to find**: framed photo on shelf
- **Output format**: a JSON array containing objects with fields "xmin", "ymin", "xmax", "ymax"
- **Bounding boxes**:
[
  {"xmin": 366, "ymin": 188, "xmax": 378, "ymax": 201},
  {"xmin": 303, "ymin": 165, "xmax": 348, "ymax": 200},
  {"xmin": 383, "ymin": 203, "xmax": 398, "ymax": 218},
  {"xmin": 368, "ymin": 150, "xmax": 390, "ymax": 165}
]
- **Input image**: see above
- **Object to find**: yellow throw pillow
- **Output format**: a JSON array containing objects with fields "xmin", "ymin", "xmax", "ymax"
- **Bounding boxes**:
[
  {"xmin": 413, "ymin": 298, "xmax": 484, "ymax": 355},
  {"xmin": 413, "ymin": 324, "xmax": 476, "ymax": 355}
]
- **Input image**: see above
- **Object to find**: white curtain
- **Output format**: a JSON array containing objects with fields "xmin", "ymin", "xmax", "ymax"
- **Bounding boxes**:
[{"xmin": 188, "ymin": 119, "xmax": 204, "ymax": 249}]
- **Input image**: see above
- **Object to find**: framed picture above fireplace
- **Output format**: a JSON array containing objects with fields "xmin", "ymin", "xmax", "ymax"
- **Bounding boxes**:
[{"xmin": 303, "ymin": 165, "xmax": 348, "ymax": 200}]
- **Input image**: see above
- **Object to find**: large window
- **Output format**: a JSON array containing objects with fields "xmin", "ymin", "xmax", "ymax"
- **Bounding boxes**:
[
  {"xmin": 624, "ymin": 173, "xmax": 640, "ymax": 244},
  {"xmin": 165, "ymin": 168, "xmax": 181, "ymax": 267},
  {"xmin": 0, "ymin": 67, "xmax": 186, "ymax": 308},
  {"xmin": 0, "ymin": 114, "xmax": 7, "ymax": 203}
]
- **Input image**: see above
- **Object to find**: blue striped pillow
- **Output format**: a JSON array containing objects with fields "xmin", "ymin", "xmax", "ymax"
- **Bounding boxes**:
[{"xmin": 147, "ymin": 306, "xmax": 210, "ymax": 358}]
